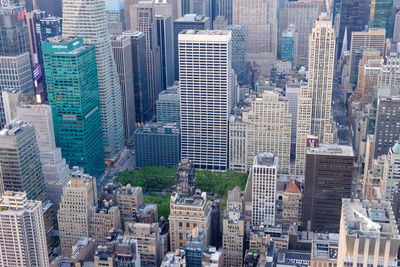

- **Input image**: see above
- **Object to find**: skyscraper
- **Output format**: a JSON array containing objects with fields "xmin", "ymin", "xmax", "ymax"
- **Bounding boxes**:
[
  {"xmin": 36, "ymin": 0, "xmax": 62, "ymax": 17},
  {"xmin": 287, "ymin": 0, "xmax": 323, "ymax": 67},
  {"xmin": 232, "ymin": 0, "xmax": 277, "ymax": 75},
  {"xmin": 337, "ymin": 0, "xmax": 370, "ymax": 59},
  {"xmin": 217, "ymin": 0, "xmax": 233, "ymax": 24},
  {"xmin": 0, "ymin": 192, "xmax": 49, "ymax": 267},
  {"xmin": 130, "ymin": 1, "xmax": 162, "ymax": 116},
  {"xmin": 185, "ymin": 228, "xmax": 206, "ymax": 267},
  {"xmin": 227, "ymin": 24, "xmax": 247, "ymax": 85},
  {"xmin": 38, "ymin": 16, "xmax": 62, "ymax": 41},
  {"xmin": 179, "ymin": 30, "xmax": 232, "ymax": 170},
  {"xmin": 122, "ymin": 30, "xmax": 151, "ymax": 123},
  {"xmin": 173, "ymin": 14, "xmax": 211, "ymax": 81},
  {"xmin": 58, "ymin": 167, "xmax": 97, "ymax": 256},
  {"xmin": 302, "ymin": 143, "xmax": 354, "ymax": 232},
  {"xmin": 17, "ymin": 105, "xmax": 70, "ymax": 212},
  {"xmin": 42, "ymin": 36, "xmax": 105, "ymax": 178},
  {"xmin": 0, "ymin": 120, "xmax": 47, "ymax": 202},
  {"xmin": 63, "ymin": 0, "xmax": 125, "ymax": 162},
  {"xmin": 156, "ymin": 14, "xmax": 175, "ymax": 88},
  {"xmin": 251, "ymin": 153, "xmax": 277, "ymax": 226},
  {"xmin": 308, "ymin": 14, "xmax": 335, "ymax": 143},
  {"xmin": 111, "ymin": 34, "xmax": 135, "ymax": 142},
  {"xmin": 382, "ymin": 141, "xmax": 400, "ymax": 201},
  {"xmin": 369, "ymin": 0, "xmax": 394, "ymax": 38},
  {"xmin": 156, "ymin": 85, "xmax": 180, "ymax": 125},
  {"xmin": 374, "ymin": 97, "xmax": 400, "ymax": 158}
]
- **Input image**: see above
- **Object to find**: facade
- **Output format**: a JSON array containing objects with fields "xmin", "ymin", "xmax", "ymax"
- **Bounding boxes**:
[
  {"xmin": 116, "ymin": 184, "xmax": 144, "ymax": 223},
  {"xmin": 310, "ymin": 234, "xmax": 339, "ymax": 267},
  {"xmin": 229, "ymin": 91, "xmax": 292, "ymax": 173},
  {"xmin": 126, "ymin": 222, "xmax": 163, "ymax": 267},
  {"xmin": 36, "ymin": 0, "xmax": 62, "ymax": 17},
  {"xmin": 227, "ymin": 24, "xmax": 247, "ymax": 84},
  {"xmin": 382, "ymin": 142, "xmax": 400, "ymax": 201},
  {"xmin": 130, "ymin": 1, "xmax": 162, "ymax": 116},
  {"xmin": 338, "ymin": 199, "xmax": 400, "ymax": 266},
  {"xmin": 122, "ymin": 30, "xmax": 151, "ymax": 123},
  {"xmin": 0, "ymin": 192, "xmax": 49, "ymax": 267},
  {"xmin": 302, "ymin": 144, "xmax": 355, "ymax": 232},
  {"xmin": 169, "ymin": 191, "xmax": 212, "ymax": 251},
  {"xmin": 173, "ymin": 14, "xmax": 211, "ymax": 81},
  {"xmin": 63, "ymin": 0, "xmax": 125, "ymax": 162},
  {"xmin": 43, "ymin": 36, "xmax": 105, "ymax": 178},
  {"xmin": 185, "ymin": 228, "xmax": 206, "ymax": 267},
  {"xmin": 282, "ymin": 179, "xmax": 302, "ymax": 231},
  {"xmin": 0, "ymin": 5, "xmax": 30, "ymax": 56},
  {"xmin": 38, "ymin": 17, "xmax": 62, "ymax": 41},
  {"xmin": 17, "ymin": 105, "xmax": 70, "ymax": 212},
  {"xmin": 228, "ymin": 118, "xmax": 247, "ymax": 173},
  {"xmin": 286, "ymin": 81, "xmax": 302, "ymax": 146},
  {"xmin": 111, "ymin": 34, "xmax": 136, "ymax": 142},
  {"xmin": 89, "ymin": 205, "xmax": 121, "ymax": 245},
  {"xmin": 222, "ymin": 187, "xmax": 244, "ymax": 267},
  {"xmin": 156, "ymin": 13, "xmax": 175, "ymax": 88},
  {"xmin": 337, "ymin": 0, "xmax": 370, "ymax": 59},
  {"xmin": 377, "ymin": 55, "xmax": 400, "ymax": 89},
  {"xmin": 232, "ymin": 0, "xmax": 277, "ymax": 75},
  {"xmin": 349, "ymin": 29, "xmax": 386, "ymax": 86},
  {"xmin": 156, "ymin": 85, "xmax": 180, "ymax": 125},
  {"xmin": 308, "ymin": 15, "xmax": 335, "ymax": 143},
  {"xmin": 369, "ymin": 0, "xmax": 394, "ymax": 37},
  {"xmin": 394, "ymin": 10, "xmax": 400, "ymax": 42},
  {"xmin": 251, "ymin": 153, "xmax": 278, "ymax": 226},
  {"xmin": 0, "ymin": 121, "xmax": 47, "ymax": 202},
  {"xmin": 134, "ymin": 122, "xmax": 180, "ymax": 167},
  {"xmin": 179, "ymin": 30, "xmax": 232, "ymax": 170},
  {"xmin": 58, "ymin": 167, "xmax": 97, "ymax": 256},
  {"xmin": 281, "ymin": 28, "xmax": 296, "ymax": 63},
  {"xmin": 374, "ymin": 97, "xmax": 400, "ymax": 158},
  {"xmin": 287, "ymin": 0, "xmax": 323, "ymax": 67}
]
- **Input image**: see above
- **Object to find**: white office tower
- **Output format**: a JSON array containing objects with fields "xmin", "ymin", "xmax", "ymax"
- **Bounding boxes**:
[
  {"xmin": 58, "ymin": 167, "xmax": 97, "ymax": 256},
  {"xmin": 251, "ymin": 153, "xmax": 278, "ymax": 226},
  {"xmin": 62, "ymin": 0, "xmax": 125, "ymax": 162},
  {"xmin": 294, "ymin": 85, "xmax": 312, "ymax": 174},
  {"xmin": 17, "ymin": 105, "xmax": 70, "ymax": 212},
  {"xmin": 382, "ymin": 141, "xmax": 400, "ymax": 201},
  {"xmin": 179, "ymin": 30, "xmax": 232, "ymax": 170},
  {"xmin": 0, "ymin": 192, "xmax": 49, "ymax": 267},
  {"xmin": 338, "ymin": 199, "xmax": 400, "ymax": 267},
  {"xmin": 307, "ymin": 14, "xmax": 335, "ymax": 143},
  {"xmin": 232, "ymin": 0, "xmax": 277, "ymax": 76}
]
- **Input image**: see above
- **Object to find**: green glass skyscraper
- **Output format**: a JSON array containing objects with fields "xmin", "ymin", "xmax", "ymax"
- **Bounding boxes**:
[
  {"xmin": 42, "ymin": 36, "xmax": 105, "ymax": 177},
  {"xmin": 370, "ymin": 0, "xmax": 394, "ymax": 38}
]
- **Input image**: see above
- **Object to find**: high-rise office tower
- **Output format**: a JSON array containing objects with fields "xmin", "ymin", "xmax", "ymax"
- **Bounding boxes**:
[
  {"xmin": 286, "ymin": 81, "xmax": 301, "ymax": 147},
  {"xmin": 63, "ymin": 0, "xmax": 125, "ymax": 162},
  {"xmin": 308, "ymin": 14, "xmax": 335, "ymax": 143},
  {"xmin": 382, "ymin": 141, "xmax": 400, "ymax": 201},
  {"xmin": 193, "ymin": 0, "xmax": 212, "ymax": 17},
  {"xmin": 17, "ymin": 105, "xmax": 70, "ymax": 212},
  {"xmin": 377, "ymin": 55, "xmax": 400, "ymax": 88},
  {"xmin": 58, "ymin": 167, "xmax": 97, "ymax": 256},
  {"xmin": 157, "ymin": 85, "xmax": 180, "ymax": 125},
  {"xmin": 374, "ymin": 97, "xmax": 400, "ymax": 158},
  {"xmin": 251, "ymin": 153, "xmax": 277, "ymax": 226},
  {"xmin": 281, "ymin": 28, "xmax": 296, "ymax": 63},
  {"xmin": 36, "ymin": 0, "xmax": 62, "ymax": 17},
  {"xmin": 294, "ymin": 85, "xmax": 312, "ymax": 174},
  {"xmin": 38, "ymin": 16, "xmax": 62, "ymax": 41},
  {"xmin": 287, "ymin": 0, "xmax": 323, "ymax": 67},
  {"xmin": 124, "ymin": 0, "xmax": 138, "ymax": 30},
  {"xmin": 353, "ymin": 50, "xmax": 383, "ymax": 108},
  {"xmin": 349, "ymin": 29, "xmax": 386, "ymax": 86},
  {"xmin": 111, "ymin": 35, "xmax": 135, "ymax": 142},
  {"xmin": 106, "ymin": 0, "xmax": 125, "ymax": 34},
  {"xmin": 337, "ymin": 0, "xmax": 370, "ymax": 59},
  {"xmin": 338, "ymin": 199, "xmax": 400, "ymax": 267},
  {"xmin": 0, "ymin": 120, "xmax": 47, "ymax": 202},
  {"xmin": 394, "ymin": 10, "xmax": 400, "ymax": 42},
  {"xmin": 122, "ymin": 30, "xmax": 151, "ymax": 123},
  {"xmin": 130, "ymin": 1, "xmax": 162, "ymax": 116},
  {"xmin": 0, "ymin": 192, "xmax": 49, "ymax": 267},
  {"xmin": 217, "ymin": 0, "xmax": 232, "ymax": 24},
  {"xmin": 42, "ymin": 36, "xmax": 105, "ymax": 178},
  {"xmin": 227, "ymin": 24, "xmax": 247, "ymax": 85},
  {"xmin": 156, "ymin": 13, "xmax": 175, "ymax": 88},
  {"xmin": 173, "ymin": 14, "xmax": 211, "ymax": 81},
  {"xmin": 169, "ymin": 190, "xmax": 212, "ymax": 250},
  {"xmin": 302, "ymin": 143, "xmax": 354, "ymax": 232},
  {"xmin": 232, "ymin": 0, "xmax": 277, "ymax": 75},
  {"xmin": 222, "ymin": 187, "xmax": 244, "ymax": 267},
  {"xmin": 175, "ymin": 158, "xmax": 196, "ymax": 197},
  {"xmin": 370, "ymin": 0, "xmax": 394, "ymax": 38},
  {"xmin": 0, "ymin": 5, "xmax": 30, "ymax": 56},
  {"xmin": 179, "ymin": 30, "xmax": 232, "ymax": 170},
  {"xmin": 228, "ymin": 91, "xmax": 292, "ymax": 173}
]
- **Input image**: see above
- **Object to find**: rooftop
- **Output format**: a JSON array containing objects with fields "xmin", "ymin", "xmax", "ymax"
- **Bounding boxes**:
[
  {"xmin": 307, "ymin": 143, "xmax": 354, "ymax": 157},
  {"xmin": 171, "ymin": 190, "xmax": 206, "ymax": 207},
  {"xmin": 342, "ymin": 199, "xmax": 400, "ymax": 239},
  {"xmin": 255, "ymin": 152, "xmax": 277, "ymax": 167},
  {"xmin": 0, "ymin": 120, "xmax": 31, "ymax": 137},
  {"xmin": 135, "ymin": 122, "xmax": 179, "ymax": 135},
  {"xmin": 175, "ymin": 14, "xmax": 209, "ymax": 22},
  {"xmin": 180, "ymin": 29, "xmax": 230, "ymax": 36}
]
